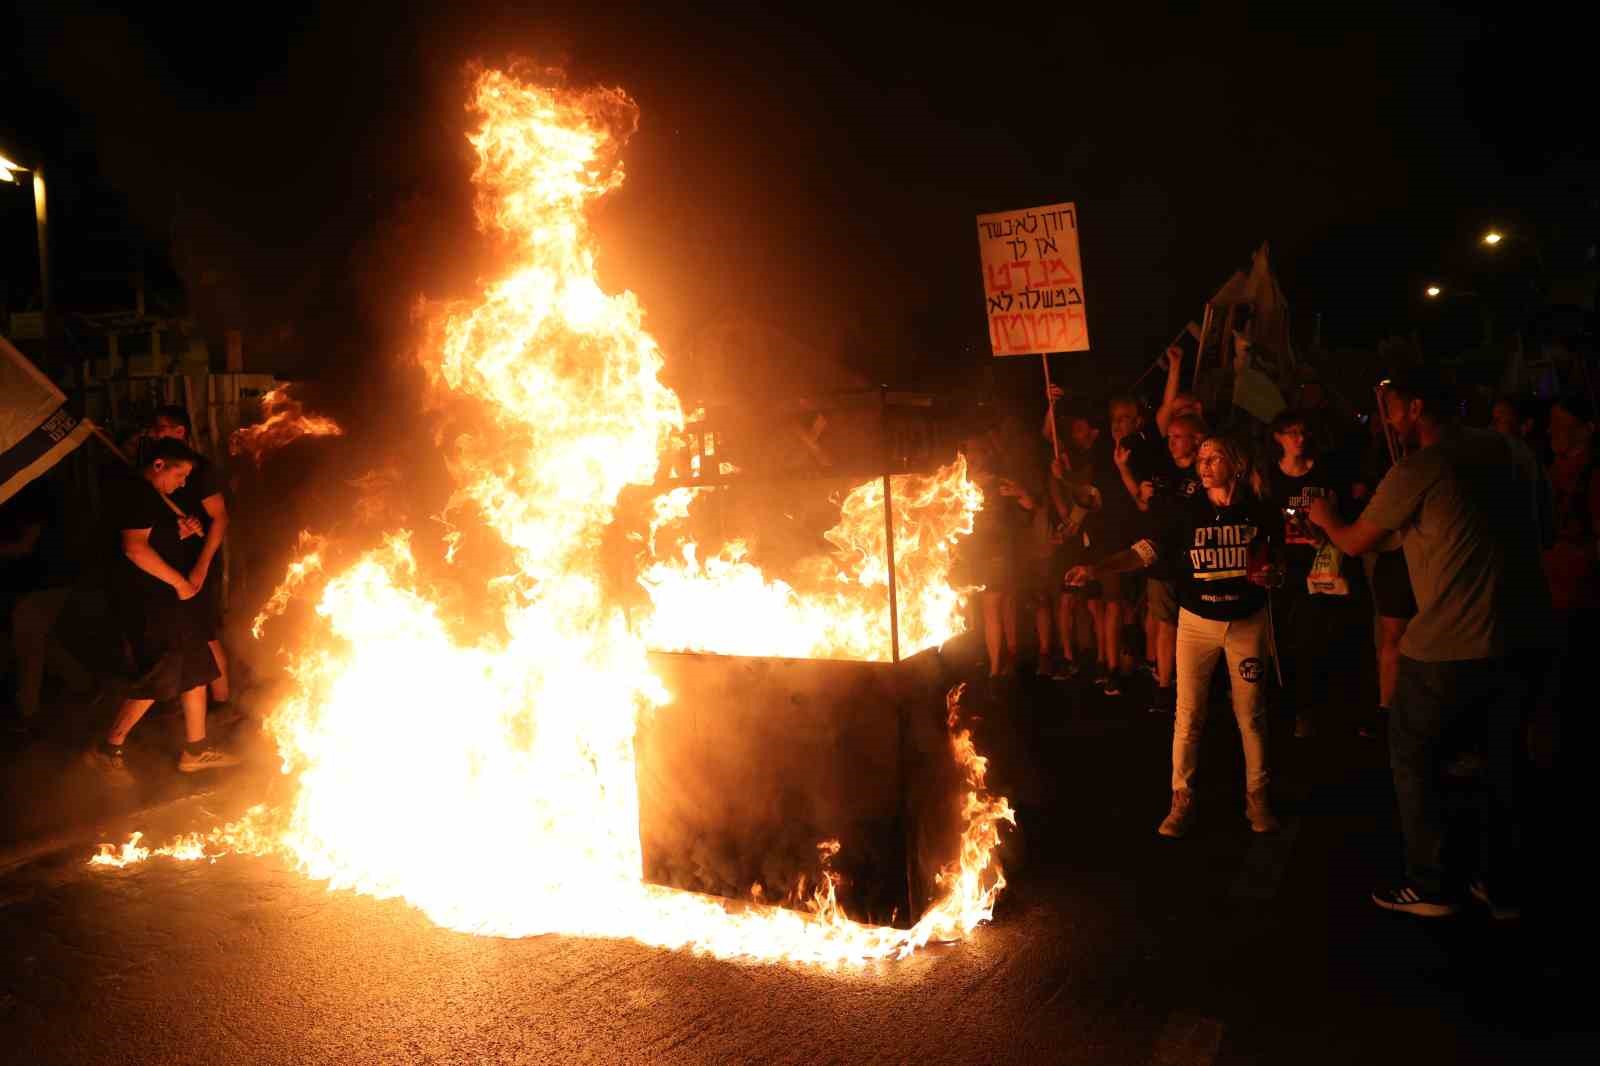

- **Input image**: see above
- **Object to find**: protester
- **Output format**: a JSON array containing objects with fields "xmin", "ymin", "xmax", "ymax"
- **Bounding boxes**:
[
  {"xmin": 1544, "ymin": 392, "xmax": 1599, "ymax": 734},
  {"xmin": 83, "ymin": 438, "xmax": 239, "ymax": 780},
  {"xmin": 1261, "ymin": 409, "xmax": 1367, "ymax": 738},
  {"xmin": 144, "ymin": 405, "xmax": 233, "ymax": 716},
  {"xmin": 960, "ymin": 428, "xmax": 1040, "ymax": 678},
  {"xmin": 1084, "ymin": 395, "xmax": 1155, "ymax": 697},
  {"xmin": 1153, "ymin": 344, "xmax": 1204, "ymax": 437},
  {"xmin": 1491, "ymin": 392, "xmax": 1550, "ymax": 462},
  {"xmin": 1067, "ymin": 434, "xmax": 1283, "ymax": 837},
  {"xmin": 1044, "ymin": 411, "xmax": 1102, "ymax": 680},
  {"xmin": 1309, "ymin": 367, "xmax": 1547, "ymax": 918},
  {"xmin": 1135, "ymin": 410, "xmax": 1205, "ymax": 716}
]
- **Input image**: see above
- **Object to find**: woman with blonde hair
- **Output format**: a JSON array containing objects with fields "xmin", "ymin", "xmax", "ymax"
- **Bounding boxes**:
[{"xmin": 1067, "ymin": 434, "xmax": 1283, "ymax": 837}]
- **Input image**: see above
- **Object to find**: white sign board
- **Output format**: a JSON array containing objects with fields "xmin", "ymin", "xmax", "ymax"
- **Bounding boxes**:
[{"xmin": 976, "ymin": 201, "xmax": 1089, "ymax": 356}]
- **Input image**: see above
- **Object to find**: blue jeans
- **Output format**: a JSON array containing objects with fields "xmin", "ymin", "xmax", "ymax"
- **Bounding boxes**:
[{"xmin": 1390, "ymin": 656, "xmax": 1521, "ymax": 897}]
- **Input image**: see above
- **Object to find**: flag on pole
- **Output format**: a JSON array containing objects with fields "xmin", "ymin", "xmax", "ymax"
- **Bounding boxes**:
[{"xmin": 1, "ymin": 334, "xmax": 92, "ymax": 505}]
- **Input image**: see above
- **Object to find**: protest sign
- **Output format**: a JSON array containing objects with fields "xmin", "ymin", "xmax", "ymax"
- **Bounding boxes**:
[{"xmin": 976, "ymin": 202, "xmax": 1089, "ymax": 356}]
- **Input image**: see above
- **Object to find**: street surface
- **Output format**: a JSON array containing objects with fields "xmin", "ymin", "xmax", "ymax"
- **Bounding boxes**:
[{"xmin": 0, "ymin": 661, "xmax": 1585, "ymax": 1065}]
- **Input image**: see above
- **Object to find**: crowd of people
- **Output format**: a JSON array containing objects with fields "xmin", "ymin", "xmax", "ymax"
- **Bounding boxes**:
[{"xmin": 961, "ymin": 344, "xmax": 1596, "ymax": 919}]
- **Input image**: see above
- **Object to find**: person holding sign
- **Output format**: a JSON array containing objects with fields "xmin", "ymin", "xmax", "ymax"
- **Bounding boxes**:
[{"xmin": 1067, "ymin": 434, "xmax": 1284, "ymax": 838}]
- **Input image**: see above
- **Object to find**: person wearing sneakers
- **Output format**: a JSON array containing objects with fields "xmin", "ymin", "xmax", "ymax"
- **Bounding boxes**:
[
  {"xmin": 84, "ymin": 439, "xmax": 240, "ymax": 780},
  {"xmin": 1309, "ymin": 367, "xmax": 1548, "ymax": 919},
  {"xmin": 1067, "ymin": 434, "xmax": 1284, "ymax": 838}
]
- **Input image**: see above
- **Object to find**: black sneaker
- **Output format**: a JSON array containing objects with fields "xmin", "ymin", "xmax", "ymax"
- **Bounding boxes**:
[
  {"xmin": 1468, "ymin": 879, "xmax": 1521, "ymax": 921},
  {"xmin": 83, "ymin": 744, "xmax": 135, "ymax": 787},
  {"xmin": 1147, "ymin": 687, "xmax": 1175, "ymax": 715},
  {"xmin": 1091, "ymin": 668, "xmax": 1109, "ymax": 689},
  {"xmin": 1372, "ymin": 882, "xmax": 1461, "ymax": 917},
  {"xmin": 1102, "ymin": 673, "xmax": 1123, "ymax": 697}
]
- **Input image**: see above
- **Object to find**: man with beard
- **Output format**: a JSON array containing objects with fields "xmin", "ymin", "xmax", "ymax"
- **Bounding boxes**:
[{"xmin": 1309, "ymin": 368, "xmax": 1548, "ymax": 918}]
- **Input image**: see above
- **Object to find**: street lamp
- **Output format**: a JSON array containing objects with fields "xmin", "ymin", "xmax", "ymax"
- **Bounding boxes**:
[
  {"xmin": 1482, "ymin": 230, "xmax": 1504, "ymax": 247},
  {"xmin": 1425, "ymin": 285, "xmax": 1443, "ymax": 298},
  {"xmin": 1, "ymin": 145, "xmax": 50, "ymax": 347}
]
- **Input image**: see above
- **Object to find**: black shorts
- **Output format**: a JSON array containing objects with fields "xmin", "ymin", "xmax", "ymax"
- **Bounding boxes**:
[
  {"xmin": 1370, "ymin": 550, "xmax": 1417, "ymax": 620},
  {"xmin": 119, "ymin": 591, "xmax": 221, "ymax": 701}
]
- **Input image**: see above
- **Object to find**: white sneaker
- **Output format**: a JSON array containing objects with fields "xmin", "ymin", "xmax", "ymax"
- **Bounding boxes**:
[{"xmin": 177, "ymin": 747, "xmax": 242, "ymax": 773}]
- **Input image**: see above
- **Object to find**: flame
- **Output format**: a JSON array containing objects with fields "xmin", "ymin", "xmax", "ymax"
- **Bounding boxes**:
[
  {"xmin": 89, "ymin": 68, "xmax": 1007, "ymax": 966},
  {"xmin": 638, "ymin": 457, "xmax": 981, "ymax": 661},
  {"xmin": 251, "ymin": 531, "xmax": 329, "ymax": 638},
  {"xmin": 230, "ymin": 386, "xmax": 343, "ymax": 465}
]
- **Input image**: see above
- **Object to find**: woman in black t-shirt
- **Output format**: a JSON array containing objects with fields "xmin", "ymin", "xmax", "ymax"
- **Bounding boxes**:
[
  {"xmin": 1068, "ymin": 435, "xmax": 1282, "ymax": 838},
  {"xmin": 1262, "ymin": 410, "xmax": 1368, "ymax": 738}
]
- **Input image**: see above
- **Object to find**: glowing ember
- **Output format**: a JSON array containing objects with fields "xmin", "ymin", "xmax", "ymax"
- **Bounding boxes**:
[
  {"xmin": 90, "ymin": 68, "xmax": 1008, "ymax": 965},
  {"xmin": 230, "ymin": 386, "xmax": 343, "ymax": 465}
]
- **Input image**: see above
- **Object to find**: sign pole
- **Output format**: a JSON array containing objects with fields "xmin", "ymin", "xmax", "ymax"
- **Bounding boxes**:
[{"xmin": 1040, "ymin": 352, "xmax": 1060, "ymax": 462}]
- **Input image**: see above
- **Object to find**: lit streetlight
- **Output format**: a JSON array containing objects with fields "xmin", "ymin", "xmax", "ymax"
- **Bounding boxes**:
[
  {"xmin": 1425, "ymin": 285, "xmax": 1443, "ymax": 298},
  {"xmin": 1482, "ymin": 230, "xmax": 1503, "ymax": 246},
  {"xmin": 0, "ymin": 154, "xmax": 25, "ymax": 184}
]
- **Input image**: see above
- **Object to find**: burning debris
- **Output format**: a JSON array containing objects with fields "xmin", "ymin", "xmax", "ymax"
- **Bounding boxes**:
[
  {"xmin": 90, "ymin": 67, "xmax": 1010, "ymax": 966},
  {"xmin": 229, "ymin": 385, "xmax": 343, "ymax": 465}
]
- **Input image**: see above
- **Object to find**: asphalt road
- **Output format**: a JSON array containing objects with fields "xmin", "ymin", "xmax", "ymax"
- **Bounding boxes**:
[{"xmin": 0, "ymin": 668, "xmax": 1586, "ymax": 1065}]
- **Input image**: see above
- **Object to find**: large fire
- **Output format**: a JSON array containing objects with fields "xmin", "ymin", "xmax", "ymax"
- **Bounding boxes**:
[{"xmin": 92, "ymin": 68, "xmax": 1009, "ymax": 965}]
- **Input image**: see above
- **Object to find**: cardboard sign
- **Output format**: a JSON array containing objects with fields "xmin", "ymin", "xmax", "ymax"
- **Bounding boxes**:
[{"xmin": 977, "ymin": 202, "xmax": 1089, "ymax": 356}]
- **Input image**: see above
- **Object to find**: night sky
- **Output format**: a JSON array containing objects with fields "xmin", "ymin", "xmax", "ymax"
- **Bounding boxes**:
[{"xmin": 4, "ymin": 2, "xmax": 1594, "ymax": 406}]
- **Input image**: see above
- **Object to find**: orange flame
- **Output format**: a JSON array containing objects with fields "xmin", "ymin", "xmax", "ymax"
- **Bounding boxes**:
[
  {"xmin": 230, "ymin": 386, "xmax": 343, "ymax": 465},
  {"xmin": 89, "ymin": 68, "xmax": 1008, "ymax": 966},
  {"xmin": 638, "ymin": 457, "xmax": 981, "ymax": 661}
]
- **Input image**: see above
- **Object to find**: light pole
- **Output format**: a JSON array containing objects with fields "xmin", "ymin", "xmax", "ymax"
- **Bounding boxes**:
[{"xmin": 1, "ymin": 149, "xmax": 50, "ymax": 351}]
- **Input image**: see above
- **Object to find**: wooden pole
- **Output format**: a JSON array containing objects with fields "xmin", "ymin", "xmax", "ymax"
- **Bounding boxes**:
[{"xmin": 1040, "ymin": 352, "xmax": 1060, "ymax": 461}]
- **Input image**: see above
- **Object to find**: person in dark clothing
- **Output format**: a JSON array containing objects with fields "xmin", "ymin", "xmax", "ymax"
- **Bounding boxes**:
[
  {"xmin": 83, "ymin": 439, "xmax": 239, "ymax": 781},
  {"xmin": 1086, "ymin": 395, "xmax": 1157, "ymax": 696},
  {"xmin": 143, "ymin": 405, "xmax": 233, "ymax": 711},
  {"xmin": 1261, "ymin": 409, "xmax": 1368, "ymax": 738},
  {"xmin": 1069, "ymin": 434, "xmax": 1285, "ymax": 837},
  {"xmin": 1311, "ymin": 368, "xmax": 1548, "ymax": 919}
]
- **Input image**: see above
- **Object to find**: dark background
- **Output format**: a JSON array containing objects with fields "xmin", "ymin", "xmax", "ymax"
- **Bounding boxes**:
[{"xmin": 3, "ymin": 2, "xmax": 1595, "ymax": 406}]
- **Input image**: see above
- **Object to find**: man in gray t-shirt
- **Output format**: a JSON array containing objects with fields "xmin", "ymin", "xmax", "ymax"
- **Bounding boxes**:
[{"xmin": 1310, "ymin": 368, "xmax": 1540, "ymax": 919}]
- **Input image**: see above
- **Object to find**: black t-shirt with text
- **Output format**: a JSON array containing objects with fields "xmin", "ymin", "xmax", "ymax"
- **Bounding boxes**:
[
  {"xmin": 1263, "ymin": 461, "xmax": 1360, "ymax": 580},
  {"xmin": 1140, "ymin": 491, "xmax": 1279, "ymax": 621}
]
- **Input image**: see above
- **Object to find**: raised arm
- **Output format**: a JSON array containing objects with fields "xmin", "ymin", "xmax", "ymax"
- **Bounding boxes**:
[{"xmin": 1154, "ymin": 346, "xmax": 1184, "ymax": 436}]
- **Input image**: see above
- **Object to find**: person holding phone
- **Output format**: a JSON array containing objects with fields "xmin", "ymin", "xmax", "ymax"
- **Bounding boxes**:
[
  {"xmin": 1067, "ymin": 434, "xmax": 1284, "ymax": 838},
  {"xmin": 1262, "ymin": 410, "xmax": 1367, "ymax": 738}
]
